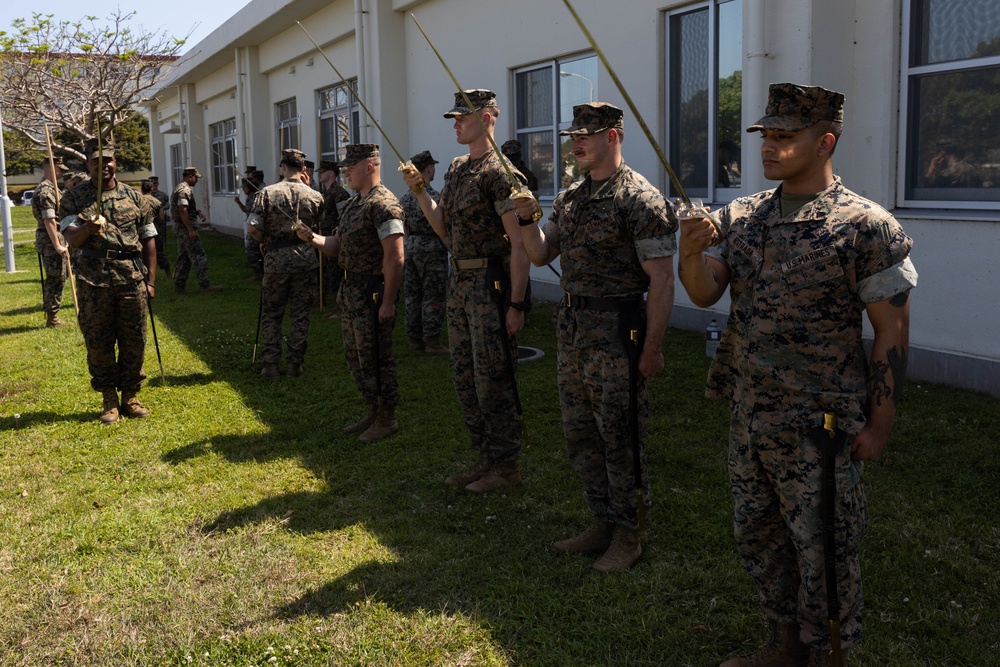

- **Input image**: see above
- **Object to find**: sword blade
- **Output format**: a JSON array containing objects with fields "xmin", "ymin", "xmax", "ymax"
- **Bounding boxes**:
[
  {"xmin": 560, "ymin": 0, "xmax": 689, "ymax": 204},
  {"xmin": 297, "ymin": 21, "xmax": 408, "ymax": 167},
  {"xmin": 409, "ymin": 13, "xmax": 524, "ymax": 196}
]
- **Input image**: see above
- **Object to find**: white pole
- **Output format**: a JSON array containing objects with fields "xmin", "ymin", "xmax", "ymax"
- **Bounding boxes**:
[{"xmin": 0, "ymin": 102, "xmax": 17, "ymax": 272}]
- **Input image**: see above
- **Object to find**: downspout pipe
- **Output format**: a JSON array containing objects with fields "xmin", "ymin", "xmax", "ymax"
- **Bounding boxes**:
[
  {"xmin": 744, "ymin": 0, "xmax": 772, "ymax": 193},
  {"xmin": 354, "ymin": 0, "xmax": 369, "ymax": 143}
]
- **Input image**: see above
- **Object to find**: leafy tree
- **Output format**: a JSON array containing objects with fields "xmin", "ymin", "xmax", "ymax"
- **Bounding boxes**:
[
  {"xmin": 1, "ymin": 129, "xmax": 45, "ymax": 175},
  {"xmin": 0, "ymin": 10, "xmax": 186, "ymax": 164},
  {"xmin": 112, "ymin": 111, "xmax": 153, "ymax": 173}
]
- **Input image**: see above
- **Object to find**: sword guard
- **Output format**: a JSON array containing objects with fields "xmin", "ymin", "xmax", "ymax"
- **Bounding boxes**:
[
  {"xmin": 823, "ymin": 412, "xmax": 838, "ymax": 438},
  {"xmin": 399, "ymin": 161, "xmax": 424, "ymax": 191}
]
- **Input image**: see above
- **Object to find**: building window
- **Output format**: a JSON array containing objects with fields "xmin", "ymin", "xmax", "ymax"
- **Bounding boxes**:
[
  {"xmin": 169, "ymin": 143, "xmax": 183, "ymax": 189},
  {"xmin": 318, "ymin": 80, "xmax": 360, "ymax": 164},
  {"xmin": 513, "ymin": 54, "xmax": 598, "ymax": 197},
  {"xmin": 666, "ymin": 0, "xmax": 743, "ymax": 203},
  {"xmin": 276, "ymin": 99, "xmax": 300, "ymax": 152},
  {"xmin": 209, "ymin": 118, "xmax": 237, "ymax": 195},
  {"xmin": 901, "ymin": 0, "xmax": 1000, "ymax": 208}
]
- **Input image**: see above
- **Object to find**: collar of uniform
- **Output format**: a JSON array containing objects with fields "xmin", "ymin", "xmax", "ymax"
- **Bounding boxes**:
[
  {"xmin": 768, "ymin": 176, "xmax": 843, "ymax": 224},
  {"xmin": 566, "ymin": 160, "xmax": 628, "ymax": 203}
]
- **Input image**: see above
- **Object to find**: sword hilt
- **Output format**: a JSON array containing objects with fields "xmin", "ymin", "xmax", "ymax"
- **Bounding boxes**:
[
  {"xmin": 823, "ymin": 412, "xmax": 838, "ymax": 438},
  {"xmin": 399, "ymin": 161, "xmax": 424, "ymax": 191}
]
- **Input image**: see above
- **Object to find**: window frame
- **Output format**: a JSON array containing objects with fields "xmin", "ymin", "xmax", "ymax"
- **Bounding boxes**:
[
  {"xmin": 169, "ymin": 143, "xmax": 183, "ymax": 191},
  {"xmin": 512, "ymin": 52, "xmax": 599, "ymax": 199},
  {"xmin": 276, "ymin": 98, "xmax": 300, "ymax": 153},
  {"xmin": 897, "ymin": 0, "xmax": 1000, "ymax": 210},
  {"xmin": 664, "ymin": 0, "xmax": 744, "ymax": 206},
  {"xmin": 209, "ymin": 118, "xmax": 237, "ymax": 196},
  {"xmin": 317, "ymin": 79, "xmax": 360, "ymax": 165}
]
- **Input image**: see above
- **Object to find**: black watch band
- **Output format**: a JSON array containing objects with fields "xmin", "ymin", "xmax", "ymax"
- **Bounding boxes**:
[{"xmin": 509, "ymin": 300, "xmax": 531, "ymax": 312}]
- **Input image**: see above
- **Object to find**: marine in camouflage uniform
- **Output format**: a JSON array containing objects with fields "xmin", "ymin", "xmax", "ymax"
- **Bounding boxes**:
[
  {"xmin": 501, "ymin": 139, "xmax": 539, "ymax": 194},
  {"xmin": 247, "ymin": 149, "xmax": 324, "ymax": 378},
  {"xmin": 517, "ymin": 103, "xmax": 677, "ymax": 572},
  {"xmin": 304, "ymin": 144, "xmax": 405, "ymax": 443},
  {"xmin": 171, "ymin": 167, "xmax": 221, "ymax": 293},
  {"xmin": 60, "ymin": 136, "xmax": 157, "ymax": 424},
  {"xmin": 317, "ymin": 160, "xmax": 351, "ymax": 308},
  {"xmin": 401, "ymin": 150, "xmax": 448, "ymax": 353},
  {"xmin": 148, "ymin": 176, "xmax": 171, "ymax": 276},
  {"xmin": 401, "ymin": 89, "xmax": 530, "ymax": 494},
  {"xmin": 32, "ymin": 158, "xmax": 70, "ymax": 327},
  {"xmin": 140, "ymin": 181, "xmax": 164, "ymax": 242},
  {"xmin": 677, "ymin": 84, "xmax": 917, "ymax": 666}
]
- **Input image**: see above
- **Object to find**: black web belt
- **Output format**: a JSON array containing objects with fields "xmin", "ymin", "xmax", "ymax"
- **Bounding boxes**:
[
  {"xmin": 562, "ymin": 293, "xmax": 643, "ymax": 312},
  {"xmin": 81, "ymin": 248, "xmax": 141, "ymax": 260}
]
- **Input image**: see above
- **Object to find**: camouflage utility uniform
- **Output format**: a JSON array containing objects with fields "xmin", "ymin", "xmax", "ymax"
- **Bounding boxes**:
[
  {"xmin": 546, "ymin": 162, "xmax": 677, "ymax": 530},
  {"xmin": 319, "ymin": 180, "xmax": 351, "ymax": 304},
  {"xmin": 32, "ymin": 179, "xmax": 68, "ymax": 317},
  {"xmin": 248, "ymin": 179, "xmax": 324, "ymax": 367},
  {"xmin": 440, "ymin": 152, "xmax": 524, "ymax": 464},
  {"xmin": 401, "ymin": 183, "xmax": 447, "ymax": 343},
  {"xmin": 170, "ymin": 182, "xmax": 211, "ymax": 289},
  {"xmin": 338, "ymin": 182, "xmax": 405, "ymax": 410},
  {"xmin": 150, "ymin": 187, "xmax": 171, "ymax": 273},
  {"xmin": 706, "ymin": 177, "xmax": 917, "ymax": 648},
  {"xmin": 59, "ymin": 181, "xmax": 156, "ymax": 392}
]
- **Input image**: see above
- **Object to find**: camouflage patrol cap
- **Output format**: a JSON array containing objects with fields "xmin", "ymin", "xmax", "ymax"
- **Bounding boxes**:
[
  {"xmin": 746, "ymin": 83, "xmax": 845, "ymax": 133},
  {"xmin": 182, "ymin": 166, "xmax": 202, "ymax": 177},
  {"xmin": 559, "ymin": 102, "xmax": 625, "ymax": 136},
  {"xmin": 340, "ymin": 143, "xmax": 379, "ymax": 167},
  {"xmin": 410, "ymin": 150, "xmax": 438, "ymax": 171},
  {"xmin": 305, "ymin": 160, "xmax": 315, "ymax": 169},
  {"xmin": 280, "ymin": 149, "xmax": 307, "ymax": 168},
  {"xmin": 50, "ymin": 156, "xmax": 68, "ymax": 171},
  {"xmin": 84, "ymin": 135, "xmax": 115, "ymax": 160},
  {"xmin": 500, "ymin": 140, "xmax": 522, "ymax": 157},
  {"xmin": 443, "ymin": 89, "xmax": 498, "ymax": 118},
  {"xmin": 318, "ymin": 160, "xmax": 339, "ymax": 172},
  {"xmin": 149, "ymin": 175, "xmax": 160, "ymax": 182}
]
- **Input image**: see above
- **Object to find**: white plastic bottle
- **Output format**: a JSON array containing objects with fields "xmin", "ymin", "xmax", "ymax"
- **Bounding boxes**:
[{"xmin": 705, "ymin": 318, "xmax": 722, "ymax": 358}]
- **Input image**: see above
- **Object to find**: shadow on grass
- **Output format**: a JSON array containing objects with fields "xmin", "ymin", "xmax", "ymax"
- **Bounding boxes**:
[
  {"xmin": 0, "ymin": 324, "xmax": 43, "ymax": 337},
  {"xmin": 0, "ymin": 305, "xmax": 43, "ymax": 317}
]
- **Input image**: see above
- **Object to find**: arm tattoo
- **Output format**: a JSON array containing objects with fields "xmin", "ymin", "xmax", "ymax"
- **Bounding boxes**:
[{"xmin": 870, "ymin": 345, "xmax": 908, "ymax": 407}]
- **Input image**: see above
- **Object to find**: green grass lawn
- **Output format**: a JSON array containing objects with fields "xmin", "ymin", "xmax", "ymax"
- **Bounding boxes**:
[{"xmin": 1, "ymin": 205, "xmax": 998, "ymax": 665}]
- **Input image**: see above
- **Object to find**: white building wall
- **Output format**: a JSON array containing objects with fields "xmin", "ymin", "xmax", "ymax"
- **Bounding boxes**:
[{"xmin": 144, "ymin": 0, "xmax": 1000, "ymax": 395}]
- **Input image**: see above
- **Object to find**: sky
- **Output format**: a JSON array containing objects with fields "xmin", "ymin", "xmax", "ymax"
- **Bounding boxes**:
[{"xmin": 3, "ymin": 1, "xmax": 251, "ymax": 54}]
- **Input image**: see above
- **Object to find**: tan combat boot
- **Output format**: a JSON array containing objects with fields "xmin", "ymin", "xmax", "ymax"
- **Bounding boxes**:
[
  {"xmin": 100, "ymin": 389, "xmax": 120, "ymax": 424},
  {"xmin": 120, "ymin": 390, "xmax": 150, "ymax": 419},
  {"xmin": 200, "ymin": 284, "xmax": 224, "ymax": 293},
  {"xmin": 553, "ymin": 518, "xmax": 614, "ymax": 553},
  {"xmin": 424, "ymin": 336, "xmax": 449, "ymax": 355},
  {"xmin": 260, "ymin": 363, "xmax": 281, "ymax": 379},
  {"xmin": 45, "ymin": 312, "xmax": 67, "ymax": 327},
  {"xmin": 464, "ymin": 459, "xmax": 522, "ymax": 494},
  {"xmin": 285, "ymin": 363, "xmax": 303, "ymax": 377},
  {"xmin": 719, "ymin": 622, "xmax": 810, "ymax": 667},
  {"xmin": 592, "ymin": 525, "xmax": 642, "ymax": 572},
  {"xmin": 806, "ymin": 647, "xmax": 850, "ymax": 667},
  {"xmin": 343, "ymin": 406, "xmax": 378, "ymax": 434},
  {"xmin": 444, "ymin": 451, "xmax": 492, "ymax": 487},
  {"xmin": 358, "ymin": 407, "xmax": 398, "ymax": 444},
  {"xmin": 408, "ymin": 337, "xmax": 425, "ymax": 351}
]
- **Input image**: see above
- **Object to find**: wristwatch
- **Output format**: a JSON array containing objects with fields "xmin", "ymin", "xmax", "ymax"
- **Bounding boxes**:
[
  {"xmin": 517, "ymin": 209, "xmax": 542, "ymax": 227},
  {"xmin": 509, "ymin": 300, "xmax": 531, "ymax": 312}
]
